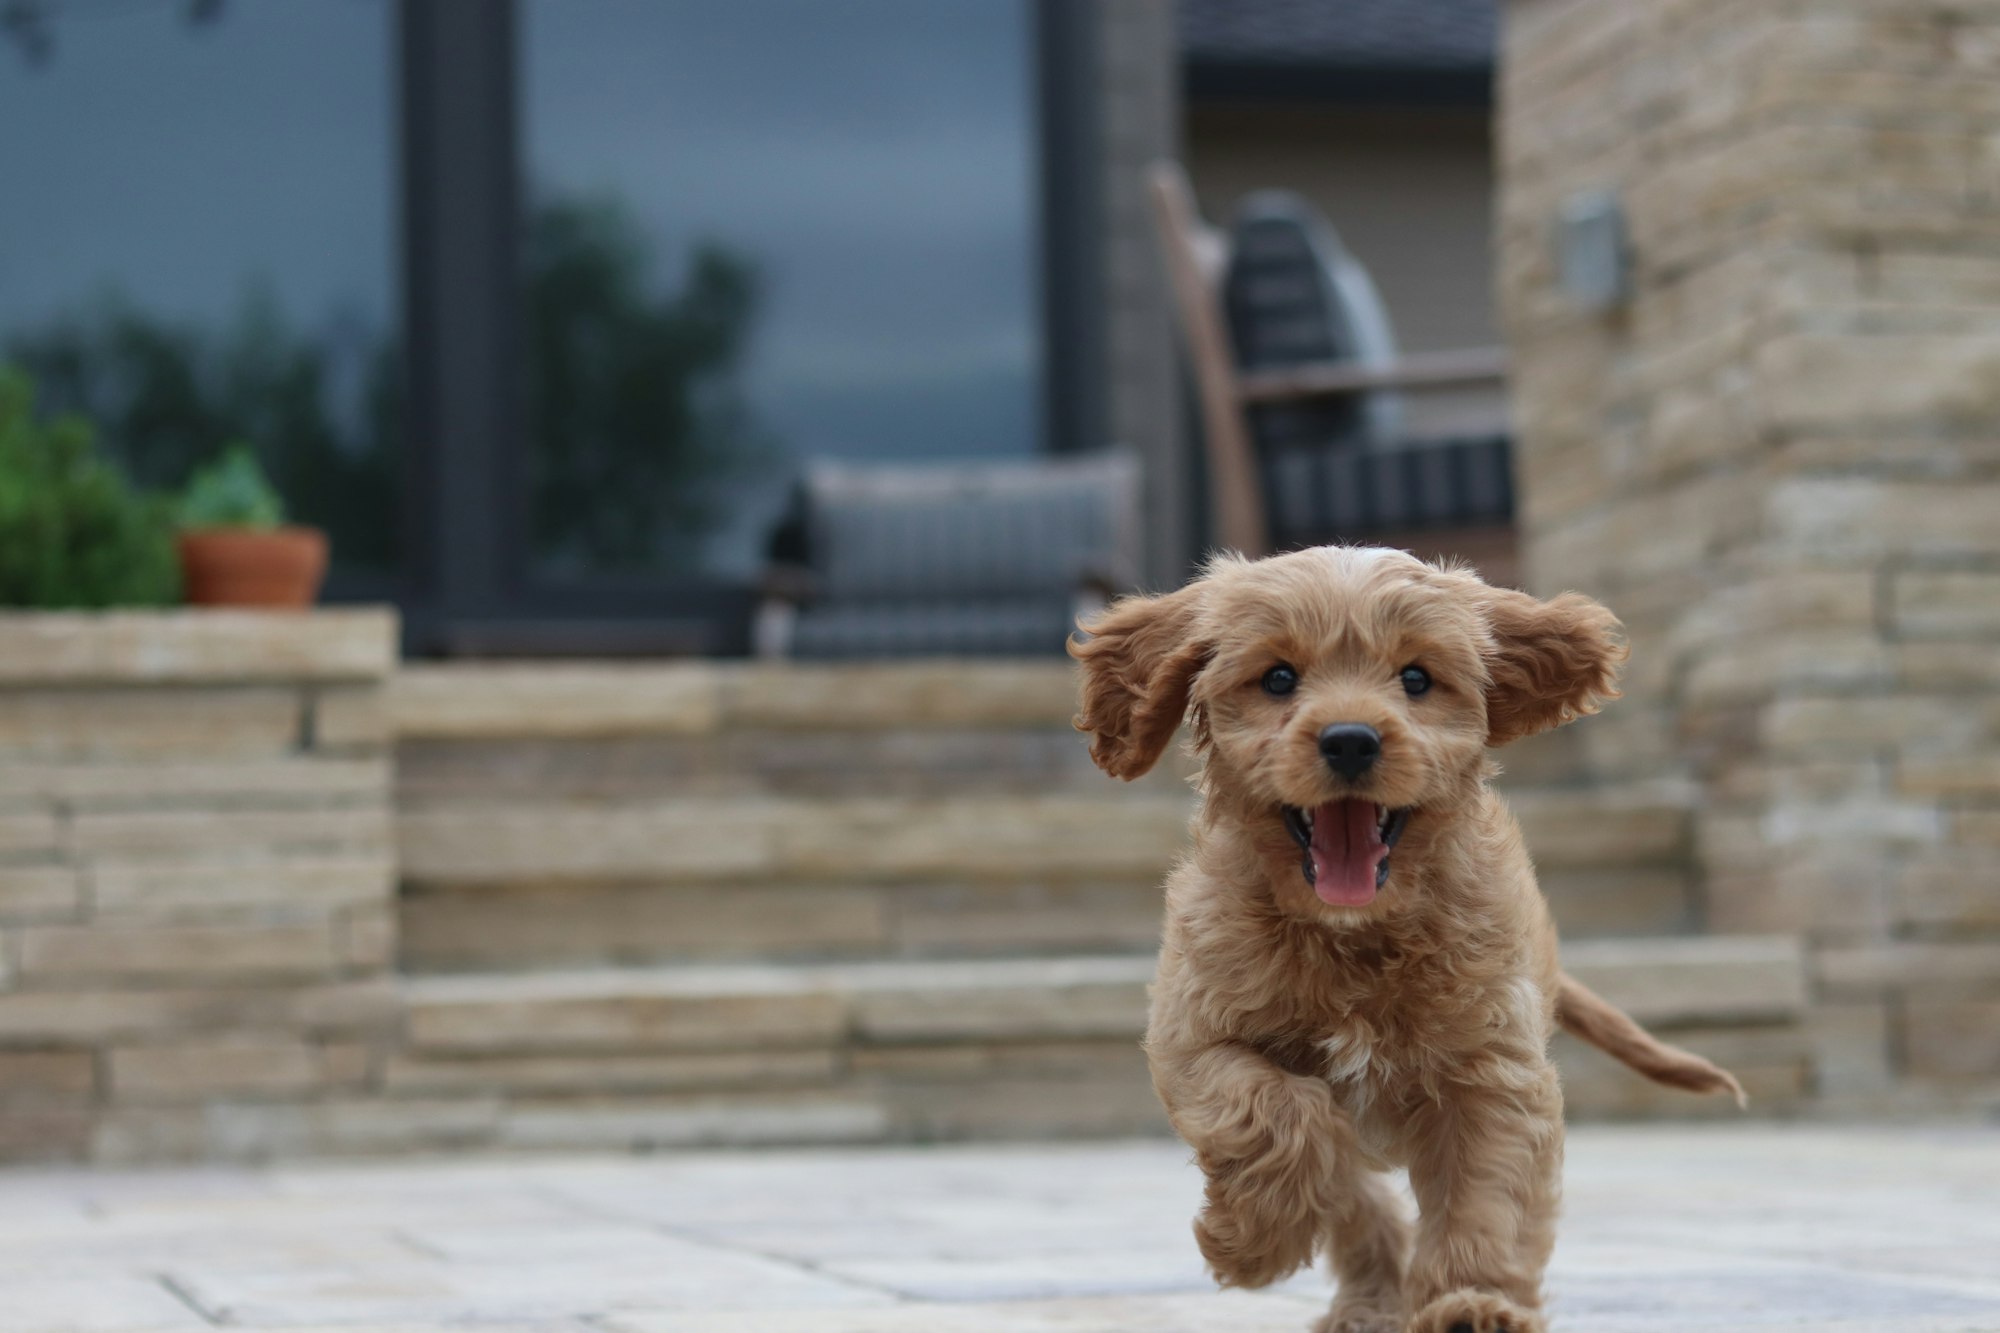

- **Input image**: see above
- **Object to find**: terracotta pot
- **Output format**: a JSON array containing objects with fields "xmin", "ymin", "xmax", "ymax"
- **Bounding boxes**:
[{"xmin": 177, "ymin": 527, "xmax": 329, "ymax": 608}]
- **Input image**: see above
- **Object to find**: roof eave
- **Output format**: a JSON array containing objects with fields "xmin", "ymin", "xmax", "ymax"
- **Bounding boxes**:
[{"xmin": 1183, "ymin": 59, "xmax": 1492, "ymax": 109}]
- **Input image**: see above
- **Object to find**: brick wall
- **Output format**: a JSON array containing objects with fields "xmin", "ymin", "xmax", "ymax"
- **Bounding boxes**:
[
  {"xmin": 0, "ymin": 612, "xmax": 398, "ymax": 1160},
  {"xmin": 1500, "ymin": 0, "xmax": 2000, "ymax": 1107}
]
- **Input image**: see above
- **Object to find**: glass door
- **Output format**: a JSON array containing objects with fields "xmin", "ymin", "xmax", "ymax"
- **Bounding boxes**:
[{"xmin": 511, "ymin": 0, "xmax": 1044, "ymax": 650}]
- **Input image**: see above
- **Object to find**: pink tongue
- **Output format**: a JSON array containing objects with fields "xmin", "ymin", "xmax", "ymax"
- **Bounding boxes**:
[{"xmin": 1310, "ymin": 799, "xmax": 1387, "ymax": 906}]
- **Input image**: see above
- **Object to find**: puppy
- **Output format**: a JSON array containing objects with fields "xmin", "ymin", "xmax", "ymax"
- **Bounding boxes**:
[{"xmin": 1070, "ymin": 546, "xmax": 1739, "ymax": 1333}]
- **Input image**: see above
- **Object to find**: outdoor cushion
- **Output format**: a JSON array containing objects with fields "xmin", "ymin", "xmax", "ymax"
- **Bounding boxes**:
[
  {"xmin": 767, "ymin": 451, "xmax": 1140, "ymax": 659},
  {"xmin": 788, "ymin": 597, "xmax": 1078, "ymax": 660},
  {"xmin": 802, "ymin": 452, "xmax": 1138, "ymax": 604}
]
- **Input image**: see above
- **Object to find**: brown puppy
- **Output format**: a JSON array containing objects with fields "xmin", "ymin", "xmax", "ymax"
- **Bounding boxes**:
[{"xmin": 1070, "ymin": 546, "xmax": 1739, "ymax": 1333}]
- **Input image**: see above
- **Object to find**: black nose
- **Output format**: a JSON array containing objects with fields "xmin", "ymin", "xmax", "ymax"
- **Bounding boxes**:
[{"xmin": 1318, "ymin": 723, "xmax": 1381, "ymax": 781}]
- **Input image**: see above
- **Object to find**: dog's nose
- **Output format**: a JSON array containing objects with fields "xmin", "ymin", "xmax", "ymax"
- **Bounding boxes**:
[{"xmin": 1318, "ymin": 723, "xmax": 1381, "ymax": 781}]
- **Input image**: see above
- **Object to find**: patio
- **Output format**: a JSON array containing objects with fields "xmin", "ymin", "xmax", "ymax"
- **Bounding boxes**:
[{"xmin": 4, "ymin": 1122, "xmax": 1997, "ymax": 1332}]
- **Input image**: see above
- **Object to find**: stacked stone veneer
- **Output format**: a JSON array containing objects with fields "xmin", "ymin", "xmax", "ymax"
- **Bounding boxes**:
[
  {"xmin": 0, "ymin": 614, "xmax": 1818, "ymax": 1161},
  {"xmin": 0, "ymin": 612, "xmax": 398, "ymax": 1160},
  {"xmin": 386, "ymin": 662, "xmax": 1808, "ymax": 1144},
  {"xmin": 1501, "ymin": 0, "xmax": 2000, "ymax": 1105},
  {"xmin": 390, "ymin": 662, "xmax": 1192, "ymax": 1149},
  {"xmin": 393, "ymin": 662, "xmax": 1195, "ymax": 973}
]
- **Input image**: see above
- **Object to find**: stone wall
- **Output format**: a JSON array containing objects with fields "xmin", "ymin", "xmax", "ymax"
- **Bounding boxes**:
[
  {"xmin": 0, "ymin": 612, "xmax": 398, "ymax": 1160},
  {"xmin": 388, "ymin": 661, "xmax": 1189, "ymax": 1149},
  {"xmin": 1500, "ymin": 0, "xmax": 2000, "ymax": 1108},
  {"xmin": 386, "ymin": 663, "xmax": 1784, "ymax": 1147},
  {"xmin": 0, "ymin": 615, "xmax": 1820, "ymax": 1161},
  {"xmin": 394, "ymin": 662, "xmax": 1193, "ymax": 973}
]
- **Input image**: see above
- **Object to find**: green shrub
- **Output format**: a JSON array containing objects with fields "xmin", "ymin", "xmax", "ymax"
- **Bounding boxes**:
[
  {"xmin": 178, "ymin": 444, "xmax": 287, "ymax": 530},
  {"xmin": 0, "ymin": 365, "xmax": 180, "ymax": 608}
]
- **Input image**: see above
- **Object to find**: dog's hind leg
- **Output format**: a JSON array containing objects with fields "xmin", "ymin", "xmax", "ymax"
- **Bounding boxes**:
[
  {"xmin": 1312, "ymin": 1167, "xmax": 1411, "ymax": 1333},
  {"xmin": 1153, "ymin": 1041, "xmax": 1360, "ymax": 1289}
]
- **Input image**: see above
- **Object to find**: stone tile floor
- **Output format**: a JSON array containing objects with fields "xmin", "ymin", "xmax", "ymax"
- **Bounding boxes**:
[{"xmin": 1, "ymin": 1124, "xmax": 1997, "ymax": 1331}]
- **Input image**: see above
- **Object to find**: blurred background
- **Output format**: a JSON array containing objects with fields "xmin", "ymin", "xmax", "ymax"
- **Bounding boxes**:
[
  {"xmin": 0, "ymin": 0, "xmax": 1994, "ymax": 1163},
  {"xmin": 0, "ymin": 0, "xmax": 1509, "ymax": 654}
]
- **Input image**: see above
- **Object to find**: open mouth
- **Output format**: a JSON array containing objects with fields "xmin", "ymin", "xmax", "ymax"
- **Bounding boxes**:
[{"xmin": 1281, "ymin": 801, "xmax": 1412, "ymax": 907}]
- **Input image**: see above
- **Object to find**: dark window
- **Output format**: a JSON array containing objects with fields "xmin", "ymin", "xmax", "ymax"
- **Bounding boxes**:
[
  {"xmin": 1, "ymin": 0, "xmax": 1090, "ymax": 653},
  {"xmin": 0, "ymin": 0, "xmax": 401, "ymax": 580},
  {"xmin": 518, "ymin": 0, "xmax": 1042, "ymax": 583}
]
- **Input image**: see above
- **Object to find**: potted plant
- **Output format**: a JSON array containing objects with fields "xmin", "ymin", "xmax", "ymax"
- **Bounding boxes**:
[
  {"xmin": 0, "ymin": 365, "xmax": 180, "ymax": 607},
  {"xmin": 175, "ymin": 446, "xmax": 327, "ymax": 608}
]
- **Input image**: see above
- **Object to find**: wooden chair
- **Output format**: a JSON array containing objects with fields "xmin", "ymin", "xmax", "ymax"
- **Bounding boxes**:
[{"xmin": 1148, "ymin": 160, "xmax": 1516, "ymax": 579}]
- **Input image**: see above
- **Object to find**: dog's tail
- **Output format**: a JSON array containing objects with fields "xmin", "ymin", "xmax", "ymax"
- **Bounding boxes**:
[{"xmin": 1555, "ymin": 972, "xmax": 1747, "ymax": 1107}]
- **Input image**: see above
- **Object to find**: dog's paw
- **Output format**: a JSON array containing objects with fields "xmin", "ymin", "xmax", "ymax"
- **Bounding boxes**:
[
  {"xmin": 1406, "ymin": 1288, "xmax": 1544, "ymax": 1333},
  {"xmin": 1193, "ymin": 1198, "xmax": 1315, "ymax": 1289}
]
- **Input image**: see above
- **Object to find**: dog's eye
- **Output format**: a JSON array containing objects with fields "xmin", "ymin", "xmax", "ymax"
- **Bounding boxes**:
[
  {"xmin": 1261, "ymin": 664, "xmax": 1299, "ymax": 697},
  {"xmin": 1399, "ymin": 665, "xmax": 1432, "ymax": 697}
]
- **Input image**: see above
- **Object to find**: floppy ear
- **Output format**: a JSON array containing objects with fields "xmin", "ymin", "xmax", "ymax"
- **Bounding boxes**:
[
  {"xmin": 1068, "ymin": 582, "xmax": 1208, "ymax": 780},
  {"xmin": 1481, "ymin": 586, "xmax": 1626, "ymax": 747}
]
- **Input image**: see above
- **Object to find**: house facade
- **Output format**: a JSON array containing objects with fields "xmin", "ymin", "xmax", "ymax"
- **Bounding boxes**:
[
  {"xmin": 3, "ymin": 0, "xmax": 1161, "ymax": 653},
  {"xmin": 4, "ymin": 0, "xmax": 1513, "ymax": 649}
]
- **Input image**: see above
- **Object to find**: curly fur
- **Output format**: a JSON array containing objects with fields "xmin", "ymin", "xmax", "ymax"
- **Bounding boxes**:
[
  {"xmin": 1070, "ymin": 546, "xmax": 1740, "ymax": 1333},
  {"xmin": 1070, "ymin": 580, "xmax": 1209, "ymax": 780}
]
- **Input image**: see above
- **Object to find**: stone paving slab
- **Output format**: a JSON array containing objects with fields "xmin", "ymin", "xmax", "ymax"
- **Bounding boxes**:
[{"xmin": 0, "ymin": 1125, "xmax": 1996, "ymax": 1331}]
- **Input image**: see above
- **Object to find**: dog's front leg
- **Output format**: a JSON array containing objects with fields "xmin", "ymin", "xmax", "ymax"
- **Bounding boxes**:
[
  {"xmin": 1152, "ymin": 1039, "xmax": 1361, "ymax": 1289},
  {"xmin": 1399, "ymin": 1056, "xmax": 1562, "ymax": 1333}
]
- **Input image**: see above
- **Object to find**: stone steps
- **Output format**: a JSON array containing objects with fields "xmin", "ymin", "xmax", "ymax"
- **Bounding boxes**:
[
  {"xmin": 392, "ymin": 660, "xmax": 1091, "ymax": 736},
  {"xmin": 397, "ymin": 794, "xmax": 1195, "ymax": 886},
  {"xmin": 368, "ymin": 937, "xmax": 1813, "ymax": 1148},
  {"xmin": 382, "ymin": 956, "xmax": 1161, "ymax": 1149},
  {"xmin": 402, "ymin": 955, "xmax": 1159, "ymax": 1054},
  {"xmin": 399, "ymin": 860, "xmax": 1694, "ymax": 973},
  {"xmin": 396, "ymin": 788, "xmax": 1189, "ymax": 971},
  {"xmin": 400, "ymin": 787, "xmax": 1691, "ymax": 886},
  {"xmin": 397, "ymin": 781, "xmax": 1698, "ymax": 970},
  {"xmin": 399, "ymin": 874, "xmax": 1171, "ymax": 973},
  {"xmin": 389, "ymin": 655, "xmax": 1711, "ymax": 1141},
  {"xmin": 1511, "ymin": 782, "xmax": 1699, "ymax": 937}
]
